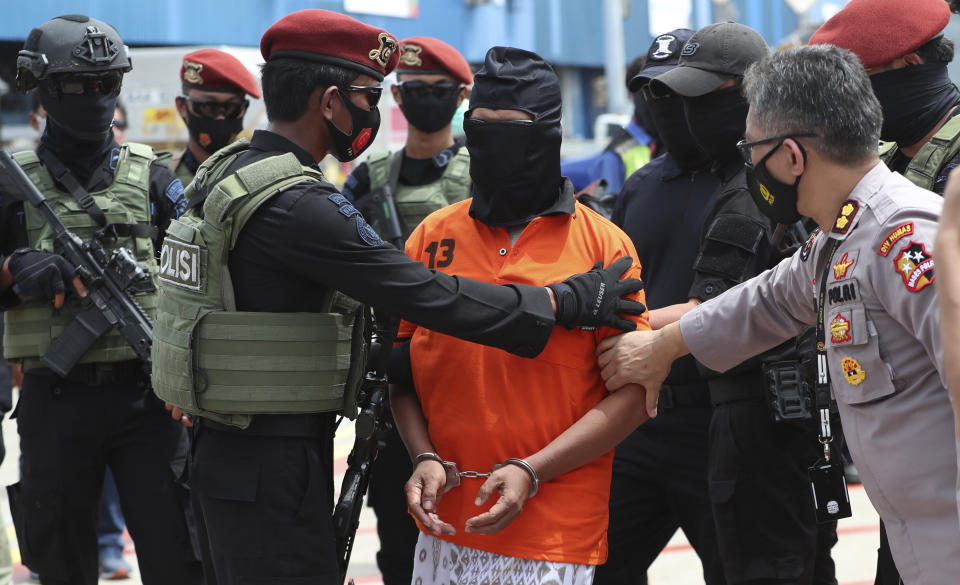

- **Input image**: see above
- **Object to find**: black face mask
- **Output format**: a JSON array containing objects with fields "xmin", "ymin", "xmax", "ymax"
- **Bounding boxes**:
[
  {"xmin": 325, "ymin": 90, "xmax": 380, "ymax": 162},
  {"xmin": 745, "ymin": 139, "xmax": 804, "ymax": 224},
  {"xmin": 465, "ymin": 118, "xmax": 562, "ymax": 227},
  {"xmin": 870, "ymin": 63, "xmax": 960, "ymax": 146},
  {"xmin": 185, "ymin": 110, "xmax": 243, "ymax": 154},
  {"xmin": 683, "ymin": 85, "xmax": 749, "ymax": 164},
  {"xmin": 399, "ymin": 94, "xmax": 460, "ymax": 133},
  {"xmin": 646, "ymin": 93, "xmax": 709, "ymax": 171},
  {"xmin": 632, "ymin": 92, "xmax": 660, "ymax": 146},
  {"xmin": 40, "ymin": 86, "xmax": 118, "ymax": 142}
]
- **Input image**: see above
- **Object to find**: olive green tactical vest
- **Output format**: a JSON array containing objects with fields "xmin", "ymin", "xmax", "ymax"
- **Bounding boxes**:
[
  {"xmin": 879, "ymin": 114, "xmax": 960, "ymax": 191},
  {"xmin": 366, "ymin": 148, "xmax": 471, "ymax": 232},
  {"xmin": 610, "ymin": 138, "xmax": 651, "ymax": 181},
  {"xmin": 151, "ymin": 139, "xmax": 369, "ymax": 429},
  {"xmin": 3, "ymin": 143, "xmax": 160, "ymax": 369}
]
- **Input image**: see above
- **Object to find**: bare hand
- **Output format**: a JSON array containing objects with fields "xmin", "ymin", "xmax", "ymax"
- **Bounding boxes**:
[
  {"xmin": 405, "ymin": 461, "xmax": 455, "ymax": 535},
  {"xmin": 464, "ymin": 463, "xmax": 532, "ymax": 534},
  {"xmin": 164, "ymin": 402, "xmax": 193, "ymax": 427},
  {"xmin": 596, "ymin": 329, "xmax": 672, "ymax": 417}
]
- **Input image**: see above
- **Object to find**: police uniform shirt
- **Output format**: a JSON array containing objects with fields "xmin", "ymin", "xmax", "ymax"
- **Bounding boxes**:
[
  {"xmin": 679, "ymin": 162, "xmax": 960, "ymax": 584},
  {"xmin": 613, "ymin": 152, "xmax": 720, "ymax": 386},
  {"xmin": 341, "ymin": 137, "xmax": 466, "ymax": 203}
]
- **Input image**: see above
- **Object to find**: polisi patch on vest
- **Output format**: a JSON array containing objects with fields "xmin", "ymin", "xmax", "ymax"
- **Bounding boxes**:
[{"xmin": 159, "ymin": 238, "xmax": 202, "ymax": 291}]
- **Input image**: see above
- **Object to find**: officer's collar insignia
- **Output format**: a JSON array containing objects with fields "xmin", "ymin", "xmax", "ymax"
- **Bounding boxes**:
[
  {"xmin": 841, "ymin": 357, "xmax": 865, "ymax": 386},
  {"xmin": 75, "ymin": 26, "xmax": 120, "ymax": 65},
  {"xmin": 649, "ymin": 35, "xmax": 677, "ymax": 60},
  {"xmin": 800, "ymin": 227, "xmax": 820, "ymax": 262},
  {"xmin": 369, "ymin": 33, "xmax": 397, "ymax": 67},
  {"xmin": 877, "ymin": 222, "xmax": 914, "ymax": 257},
  {"xmin": 183, "ymin": 60, "xmax": 204, "ymax": 85},
  {"xmin": 831, "ymin": 199, "xmax": 859, "ymax": 235},
  {"xmin": 832, "ymin": 251, "xmax": 855, "ymax": 280},
  {"xmin": 830, "ymin": 313, "xmax": 852, "ymax": 344},
  {"xmin": 894, "ymin": 241, "xmax": 935, "ymax": 293},
  {"xmin": 399, "ymin": 44, "xmax": 423, "ymax": 67}
]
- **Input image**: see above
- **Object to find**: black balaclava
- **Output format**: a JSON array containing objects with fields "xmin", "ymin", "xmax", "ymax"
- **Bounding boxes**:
[
  {"xmin": 682, "ymin": 84, "xmax": 749, "ymax": 165},
  {"xmin": 645, "ymin": 93, "xmax": 709, "ymax": 171},
  {"xmin": 632, "ymin": 91, "xmax": 660, "ymax": 146},
  {"xmin": 465, "ymin": 46, "xmax": 563, "ymax": 227},
  {"xmin": 37, "ymin": 79, "xmax": 117, "ymax": 187},
  {"xmin": 870, "ymin": 63, "xmax": 960, "ymax": 147}
]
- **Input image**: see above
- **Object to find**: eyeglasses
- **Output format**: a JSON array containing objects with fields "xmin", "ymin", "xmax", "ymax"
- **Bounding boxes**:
[
  {"xmin": 396, "ymin": 80, "xmax": 463, "ymax": 101},
  {"xmin": 51, "ymin": 72, "xmax": 123, "ymax": 96},
  {"xmin": 736, "ymin": 133, "xmax": 817, "ymax": 166},
  {"xmin": 341, "ymin": 85, "xmax": 383, "ymax": 108},
  {"xmin": 180, "ymin": 96, "xmax": 249, "ymax": 120}
]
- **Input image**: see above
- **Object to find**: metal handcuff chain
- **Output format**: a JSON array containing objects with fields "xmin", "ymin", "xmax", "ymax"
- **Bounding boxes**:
[{"xmin": 414, "ymin": 452, "xmax": 539, "ymax": 498}]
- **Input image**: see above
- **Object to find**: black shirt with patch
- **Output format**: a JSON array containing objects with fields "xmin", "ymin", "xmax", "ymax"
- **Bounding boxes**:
[{"xmin": 341, "ymin": 137, "xmax": 466, "ymax": 203}]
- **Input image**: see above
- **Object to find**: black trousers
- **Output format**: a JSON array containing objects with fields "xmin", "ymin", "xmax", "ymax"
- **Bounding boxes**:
[
  {"xmin": 368, "ymin": 427, "xmax": 418, "ymax": 585},
  {"xmin": 11, "ymin": 368, "xmax": 202, "ymax": 585},
  {"xmin": 595, "ymin": 405, "xmax": 726, "ymax": 585},
  {"xmin": 191, "ymin": 424, "xmax": 340, "ymax": 584},
  {"xmin": 708, "ymin": 400, "xmax": 837, "ymax": 585}
]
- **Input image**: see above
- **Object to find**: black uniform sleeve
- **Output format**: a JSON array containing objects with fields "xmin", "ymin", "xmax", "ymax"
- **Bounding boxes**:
[
  {"xmin": 148, "ymin": 160, "xmax": 187, "ymax": 251},
  {"xmin": 341, "ymin": 162, "xmax": 371, "ymax": 204},
  {"xmin": 231, "ymin": 184, "xmax": 555, "ymax": 357},
  {"xmin": 688, "ymin": 181, "xmax": 776, "ymax": 302}
]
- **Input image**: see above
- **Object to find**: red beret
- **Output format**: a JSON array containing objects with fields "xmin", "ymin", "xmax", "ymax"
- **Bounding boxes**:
[
  {"xmin": 260, "ymin": 9, "xmax": 399, "ymax": 81},
  {"xmin": 809, "ymin": 0, "xmax": 950, "ymax": 69},
  {"xmin": 396, "ymin": 37, "xmax": 473, "ymax": 85},
  {"xmin": 181, "ymin": 49, "xmax": 261, "ymax": 98}
]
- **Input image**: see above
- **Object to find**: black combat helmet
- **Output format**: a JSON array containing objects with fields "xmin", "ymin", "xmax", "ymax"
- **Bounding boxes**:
[{"xmin": 16, "ymin": 14, "xmax": 132, "ymax": 94}]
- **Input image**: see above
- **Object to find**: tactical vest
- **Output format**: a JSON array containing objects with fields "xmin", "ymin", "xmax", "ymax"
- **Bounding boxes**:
[
  {"xmin": 879, "ymin": 114, "xmax": 960, "ymax": 191},
  {"xmin": 3, "ymin": 143, "xmax": 160, "ymax": 369},
  {"xmin": 366, "ymin": 148, "xmax": 471, "ymax": 232},
  {"xmin": 151, "ymin": 139, "xmax": 369, "ymax": 429},
  {"xmin": 608, "ymin": 131, "xmax": 651, "ymax": 181}
]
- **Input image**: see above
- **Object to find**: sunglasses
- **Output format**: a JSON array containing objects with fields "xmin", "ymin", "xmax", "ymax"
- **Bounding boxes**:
[
  {"xmin": 52, "ymin": 72, "xmax": 123, "ymax": 96},
  {"xmin": 736, "ymin": 133, "xmax": 817, "ymax": 166},
  {"xmin": 341, "ymin": 85, "xmax": 383, "ymax": 108},
  {"xmin": 396, "ymin": 80, "xmax": 463, "ymax": 101},
  {"xmin": 180, "ymin": 96, "xmax": 249, "ymax": 120}
]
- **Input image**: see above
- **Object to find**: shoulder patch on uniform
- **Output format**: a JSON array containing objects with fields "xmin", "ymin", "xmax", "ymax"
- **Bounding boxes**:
[
  {"xmin": 832, "ymin": 250, "xmax": 856, "ymax": 280},
  {"xmin": 877, "ymin": 222, "xmax": 914, "ymax": 257},
  {"xmin": 800, "ymin": 227, "xmax": 821, "ymax": 262},
  {"xmin": 328, "ymin": 193, "xmax": 349, "ymax": 207},
  {"xmin": 832, "ymin": 199, "xmax": 859, "ymax": 235},
  {"xmin": 165, "ymin": 178, "xmax": 187, "ymax": 218},
  {"xmin": 356, "ymin": 216, "xmax": 383, "ymax": 246},
  {"xmin": 109, "ymin": 147, "xmax": 121, "ymax": 172},
  {"xmin": 338, "ymin": 203, "xmax": 360, "ymax": 219},
  {"xmin": 893, "ymin": 241, "xmax": 935, "ymax": 292}
]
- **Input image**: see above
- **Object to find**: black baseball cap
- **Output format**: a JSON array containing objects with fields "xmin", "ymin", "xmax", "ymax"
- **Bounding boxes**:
[
  {"xmin": 652, "ymin": 22, "xmax": 769, "ymax": 97},
  {"xmin": 628, "ymin": 28, "xmax": 695, "ymax": 92}
]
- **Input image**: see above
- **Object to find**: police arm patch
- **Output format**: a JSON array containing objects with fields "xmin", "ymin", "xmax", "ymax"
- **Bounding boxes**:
[
  {"xmin": 165, "ymin": 178, "xmax": 187, "ymax": 218},
  {"xmin": 893, "ymin": 241, "xmax": 935, "ymax": 292},
  {"xmin": 877, "ymin": 222, "xmax": 914, "ymax": 257}
]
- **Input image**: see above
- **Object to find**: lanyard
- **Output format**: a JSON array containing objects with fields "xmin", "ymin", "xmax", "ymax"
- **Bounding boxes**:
[{"xmin": 814, "ymin": 238, "xmax": 842, "ymax": 461}]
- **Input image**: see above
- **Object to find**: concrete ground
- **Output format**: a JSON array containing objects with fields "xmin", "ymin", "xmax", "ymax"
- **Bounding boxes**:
[{"xmin": 0, "ymin": 402, "xmax": 881, "ymax": 584}]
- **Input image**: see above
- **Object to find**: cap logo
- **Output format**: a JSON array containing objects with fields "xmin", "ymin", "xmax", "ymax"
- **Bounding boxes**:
[
  {"xmin": 681, "ymin": 42, "xmax": 699, "ymax": 57},
  {"xmin": 650, "ymin": 35, "xmax": 677, "ymax": 60},
  {"xmin": 73, "ymin": 25, "xmax": 120, "ymax": 65},
  {"xmin": 399, "ymin": 44, "xmax": 423, "ymax": 67},
  {"xmin": 183, "ymin": 60, "xmax": 204, "ymax": 85},
  {"xmin": 369, "ymin": 33, "xmax": 397, "ymax": 68}
]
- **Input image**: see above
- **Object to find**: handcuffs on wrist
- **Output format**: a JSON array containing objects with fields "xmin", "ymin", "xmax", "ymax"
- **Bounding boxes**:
[{"xmin": 414, "ymin": 452, "xmax": 539, "ymax": 498}]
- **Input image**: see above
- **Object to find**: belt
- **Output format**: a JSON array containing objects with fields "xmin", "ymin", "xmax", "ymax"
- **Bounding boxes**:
[
  {"xmin": 708, "ymin": 371, "xmax": 766, "ymax": 406},
  {"xmin": 658, "ymin": 381, "xmax": 712, "ymax": 411},
  {"xmin": 25, "ymin": 359, "xmax": 146, "ymax": 386}
]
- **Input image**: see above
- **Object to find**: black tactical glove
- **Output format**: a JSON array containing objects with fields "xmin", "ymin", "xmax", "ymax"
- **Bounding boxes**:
[
  {"xmin": 6, "ymin": 248, "xmax": 76, "ymax": 303},
  {"xmin": 547, "ymin": 257, "xmax": 646, "ymax": 331}
]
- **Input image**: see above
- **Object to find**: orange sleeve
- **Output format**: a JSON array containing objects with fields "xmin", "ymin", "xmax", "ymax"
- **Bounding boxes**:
[{"xmin": 396, "ymin": 221, "xmax": 429, "ymax": 340}]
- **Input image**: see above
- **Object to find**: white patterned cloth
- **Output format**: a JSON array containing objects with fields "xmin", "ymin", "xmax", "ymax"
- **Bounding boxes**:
[{"xmin": 410, "ymin": 532, "xmax": 595, "ymax": 585}]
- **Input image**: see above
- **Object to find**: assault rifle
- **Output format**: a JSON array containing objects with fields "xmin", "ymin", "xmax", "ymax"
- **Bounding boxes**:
[{"xmin": 0, "ymin": 150, "xmax": 154, "ymax": 377}]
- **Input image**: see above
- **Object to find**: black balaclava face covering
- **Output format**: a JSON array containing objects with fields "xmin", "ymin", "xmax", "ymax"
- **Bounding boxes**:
[
  {"xmin": 398, "ymin": 92, "xmax": 460, "ymax": 134},
  {"xmin": 39, "ymin": 80, "xmax": 118, "ymax": 143},
  {"xmin": 326, "ymin": 89, "xmax": 381, "ymax": 162},
  {"xmin": 682, "ymin": 84, "xmax": 749, "ymax": 164},
  {"xmin": 465, "ymin": 46, "xmax": 563, "ymax": 227},
  {"xmin": 185, "ymin": 110, "xmax": 243, "ymax": 154},
  {"xmin": 632, "ymin": 91, "xmax": 660, "ymax": 146},
  {"xmin": 646, "ymin": 93, "xmax": 709, "ymax": 171},
  {"xmin": 745, "ymin": 140, "xmax": 804, "ymax": 224},
  {"xmin": 870, "ymin": 63, "xmax": 960, "ymax": 146}
]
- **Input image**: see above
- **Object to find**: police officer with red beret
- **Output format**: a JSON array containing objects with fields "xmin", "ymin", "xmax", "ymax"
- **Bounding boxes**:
[
  {"xmin": 173, "ymin": 48, "xmax": 261, "ymax": 186},
  {"xmin": 150, "ymin": 9, "xmax": 644, "ymax": 581}
]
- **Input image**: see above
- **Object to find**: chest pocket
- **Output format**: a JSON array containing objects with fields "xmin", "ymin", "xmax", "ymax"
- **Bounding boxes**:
[{"xmin": 826, "ymin": 305, "xmax": 897, "ymax": 405}]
